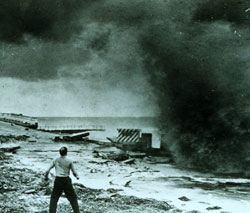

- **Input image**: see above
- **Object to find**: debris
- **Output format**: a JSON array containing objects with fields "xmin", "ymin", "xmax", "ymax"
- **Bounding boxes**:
[
  {"xmin": 147, "ymin": 156, "xmax": 172, "ymax": 164},
  {"xmin": 206, "ymin": 206, "xmax": 222, "ymax": 210},
  {"xmin": 109, "ymin": 181, "xmax": 114, "ymax": 185},
  {"xmin": 90, "ymin": 169, "xmax": 99, "ymax": 173},
  {"xmin": 106, "ymin": 188, "xmax": 123, "ymax": 193},
  {"xmin": 107, "ymin": 152, "xmax": 129, "ymax": 161},
  {"xmin": 24, "ymin": 189, "xmax": 36, "ymax": 194},
  {"xmin": 54, "ymin": 132, "xmax": 89, "ymax": 142},
  {"xmin": 0, "ymin": 146, "xmax": 21, "ymax": 153},
  {"xmin": 95, "ymin": 192, "xmax": 112, "ymax": 201},
  {"xmin": 122, "ymin": 158, "xmax": 135, "ymax": 164},
  {"xmin": 73, "ymin": 183, "xmax": 86, "ymax": 188},
  {"xmin": 92, "ymin": 150, "xmax": 107, "ymax": 159},
  {"xmin": 178, "ymin": 196, "xmax": 191, "ymax": 202},
  {"xmin": 0, "ymin": 135, "xmax": 29, "ymax": 143},
  {"xmin": 124, "ymin": 180, "xmax": 132, "ymax": 187},
  {"xmin": 88, "ymin": 160, "xmax": 111, "ymax": 165},
  {"xmin": 128, "ymin": 152, "xmax": 147, "ymax": 158}
]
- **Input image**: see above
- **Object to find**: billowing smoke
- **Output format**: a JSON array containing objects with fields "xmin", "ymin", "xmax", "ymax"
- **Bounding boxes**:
[
  {"xmin": 139, "ymin": 0, "xmax": 250, "ymax": 173},
  {"xmin": 193, "ymin": 0, "xmax": 248, "ymax": 25},
  {"xmin": 1, "ymin": 0, "xmax": 250, "ymax": 173}
]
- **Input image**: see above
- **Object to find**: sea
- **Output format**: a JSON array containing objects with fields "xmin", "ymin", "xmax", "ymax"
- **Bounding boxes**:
[
  {"xmin": 37, "ymin": 116, "xmax": 157, "ymax": 129},
  {"xmin": 37, "ymin": 117, "xmax": 161, "ymax": 147}
]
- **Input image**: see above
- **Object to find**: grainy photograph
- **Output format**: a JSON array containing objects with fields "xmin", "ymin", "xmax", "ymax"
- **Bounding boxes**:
[{"xmin": 0, "ymin": 0, "xmax": 250, "ymax": 212}]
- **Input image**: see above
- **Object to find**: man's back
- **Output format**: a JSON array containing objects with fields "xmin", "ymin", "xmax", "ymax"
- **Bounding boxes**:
[
  {"xmin": 45, "ymin": 147, "xmax": 80, "ymax": 213},
  {"xmin": 54, "ymin": 156, "xmax": 72, "ymax": 177}
]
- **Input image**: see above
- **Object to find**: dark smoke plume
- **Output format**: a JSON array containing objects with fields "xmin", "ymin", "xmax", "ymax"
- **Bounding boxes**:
[{"xmin": 193, "ymin": 0, "xmax": 249, "ymax": 25}]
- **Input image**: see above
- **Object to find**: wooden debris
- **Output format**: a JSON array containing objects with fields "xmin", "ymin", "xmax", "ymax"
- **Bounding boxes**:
[
  {"xmin": 122, "ymin": 158, "xmax": 135, "ymax": 164},
  {"xmin": 24, "ymin": 189, "xmax": 36, "ymax": 194},
  {"xmin": 124, "ymin": 180, "xmax": 132, "ymax": 187},
  {"xmin": 206, "ymin": 206, "xmax": 222, "ymax": 210},
  {"xmin": 0, "ymin": 146, "xmax": 21, "ymax": 153}
]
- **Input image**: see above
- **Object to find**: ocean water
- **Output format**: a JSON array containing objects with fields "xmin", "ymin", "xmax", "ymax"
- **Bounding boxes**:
[
  {"xmin": 37, "ymin": 117, "xmax": 157, "ymax": 129},
  {"xmin": 37, "ymin": 117, "xmax": 161, "ymax": 147}
]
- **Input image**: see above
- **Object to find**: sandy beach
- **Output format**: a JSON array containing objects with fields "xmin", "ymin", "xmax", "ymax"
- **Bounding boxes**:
[{"xmin": 1, "ymin": 121, "xmax": 250, "ymax": 213}]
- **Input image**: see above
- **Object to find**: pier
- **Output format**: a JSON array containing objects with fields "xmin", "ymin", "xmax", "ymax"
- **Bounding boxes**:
[{"xmin": 37, "ymin": 125, "xmax": 105, "ymax": 134}]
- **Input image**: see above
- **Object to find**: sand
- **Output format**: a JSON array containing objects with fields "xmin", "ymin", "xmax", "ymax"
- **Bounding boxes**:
[{"xmin": 1, "ymin": 121, "xmax": 250, "ymax": 213}]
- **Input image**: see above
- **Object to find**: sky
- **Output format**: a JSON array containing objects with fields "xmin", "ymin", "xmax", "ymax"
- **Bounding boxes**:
[{"xmin": 0, "ymin": 0, "xmax": 159, "ymax": 117}]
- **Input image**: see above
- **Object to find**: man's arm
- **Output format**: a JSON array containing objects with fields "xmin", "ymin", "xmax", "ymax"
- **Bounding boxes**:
[
  {"xmin": 44, "ymin": 160, "xmax": 55, "ymax": 180},
  {"xmin": 71, "ymin": 162, "xmax": 79, "ymax": 180}
]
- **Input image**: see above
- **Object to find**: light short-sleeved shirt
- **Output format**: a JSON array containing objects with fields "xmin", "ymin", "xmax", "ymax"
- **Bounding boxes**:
[{"xmin": 53, "ymin": 156, "xmax": 73, "ymax": 177}]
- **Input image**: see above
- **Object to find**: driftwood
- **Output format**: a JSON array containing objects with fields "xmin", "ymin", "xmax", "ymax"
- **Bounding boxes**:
[{"xmin": 122, "ymin": 158, "xmax": 135, "ymax": 164}]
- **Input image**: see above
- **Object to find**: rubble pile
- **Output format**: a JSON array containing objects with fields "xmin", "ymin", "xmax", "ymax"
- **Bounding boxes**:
[
  {"xmin": 93, "ymin": 150, "xmax": 141, "ymax": 162},
  {"xmin": 0, "ymin": 152, "xmax": 11, "ymax": 164},
  {"xmin": 0, "ymin": 135, "xmax": 29, "ymax": 143},
  {"xmin": 0, "ymin": 162, "xmax": 52, "ymax": 212}
]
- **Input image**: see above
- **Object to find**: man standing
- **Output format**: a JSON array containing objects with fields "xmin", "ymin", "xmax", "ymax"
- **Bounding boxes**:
[{"xmin": 45, "ymin": 146, "xmax": 80, "ymax": 213}]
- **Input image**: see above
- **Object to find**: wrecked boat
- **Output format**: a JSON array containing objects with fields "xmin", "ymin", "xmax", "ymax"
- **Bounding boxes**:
[{"xmin": 54, "ymin": 131, "xmax": 90, "ymax": 142}]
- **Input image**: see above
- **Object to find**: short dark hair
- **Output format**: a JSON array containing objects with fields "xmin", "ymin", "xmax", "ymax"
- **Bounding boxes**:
[{"xmin": 59, "ymin": 147, "xmax": 67, "ymax": 156}]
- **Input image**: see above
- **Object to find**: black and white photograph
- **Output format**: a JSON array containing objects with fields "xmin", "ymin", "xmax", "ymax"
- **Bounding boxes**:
[{"xmin": 0, "ymin": 0, "xmax": 250, "ymax": 212}]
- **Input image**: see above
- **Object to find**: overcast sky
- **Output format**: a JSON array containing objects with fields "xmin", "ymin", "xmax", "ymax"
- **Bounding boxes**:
[
  {"xmin": 0, "ymin": 0, "xmax": 249, "ymax": 117},
  {"xmin": 0, "ymin": 0, "xmax": 161, "ymax": 117}
]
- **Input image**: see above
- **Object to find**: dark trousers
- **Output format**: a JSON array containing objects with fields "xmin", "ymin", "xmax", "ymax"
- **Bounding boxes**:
[{"xmin": 49, "ymin": 177, "xmax": 80, "ymax": 213}]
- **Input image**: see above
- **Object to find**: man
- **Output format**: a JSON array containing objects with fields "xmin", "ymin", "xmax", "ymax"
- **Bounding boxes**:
[{"xmin": 45, "ymin": 146, "xmax": 80, "ymax": 213}]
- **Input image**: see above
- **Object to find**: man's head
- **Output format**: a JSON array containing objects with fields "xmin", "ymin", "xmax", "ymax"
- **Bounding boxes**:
[{"xmin": 59, "ymin": 146, "xmax": 68, "ymax": 156}]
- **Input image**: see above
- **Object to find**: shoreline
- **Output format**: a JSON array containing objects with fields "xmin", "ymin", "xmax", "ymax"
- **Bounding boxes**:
[{"xmin": 1, "ymin": 122, "xmax": 250, "ymax": 212}]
